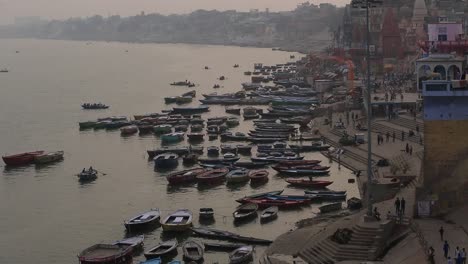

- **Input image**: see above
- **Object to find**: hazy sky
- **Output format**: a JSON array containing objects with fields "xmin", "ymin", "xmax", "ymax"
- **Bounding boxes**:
[{"xmin": 0, "ymin": 0, "xmax": 349, "ymax": 24}]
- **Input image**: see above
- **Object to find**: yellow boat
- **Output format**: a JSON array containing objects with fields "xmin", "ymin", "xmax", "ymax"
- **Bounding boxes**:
[{"xmin": 161, "ymin": 209, "xmax": 193, "ymax": 232}]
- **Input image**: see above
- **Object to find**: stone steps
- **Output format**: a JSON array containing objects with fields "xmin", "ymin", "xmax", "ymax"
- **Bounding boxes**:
[
  {"xmin": 388, "ymin": 116, "xmax": 424, "ymax": 133},
  {"xmin": 372, "ymin": 122, "xmax": 422, "ymax": 145}
]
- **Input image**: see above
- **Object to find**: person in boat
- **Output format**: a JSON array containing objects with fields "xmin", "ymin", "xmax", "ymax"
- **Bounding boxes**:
[
  {"xmin": 89, "ymin": 166, "xmax": 94, "ymax": 172},
  {"xmin": 82, "ymin": 168, "xmax": 86, "ymax": 173}
]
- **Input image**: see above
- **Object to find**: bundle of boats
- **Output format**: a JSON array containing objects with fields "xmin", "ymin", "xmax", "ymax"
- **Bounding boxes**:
[
  {"xmin": 165, "ymin": 167, "xmax": 270, "ymax": 186},
  {"xmin": 2, "ymin": 150, "xmax": 64, "ymax": 166},
  {"xmin": 81, "ymin": 103, "xmax": 109, "ymax": 109},
  {"xmin": 170, "ymin": 80, "xmax": 195, "ymax": 87},
  {"xmin": 164, "ymin": 90, "xmax": 196, "ymax": 104}
]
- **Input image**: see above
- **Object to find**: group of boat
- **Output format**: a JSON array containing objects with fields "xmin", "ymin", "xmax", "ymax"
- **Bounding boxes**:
[
  {"xmin": 170, "ymin": 80, "xmax": 195, "ymax": 87},
  {"xmin": 165, "ymin": 167, "xmax": 269, "ymax": 185},
  {"xmin": 2, "ymin": 150, "xmax": 64, "ymax": 166},
  {"xmin": 164, "ymin": 90, "xmax": 196, "ymax": 104},
  {"xmin": 81, "ymin": 103, "xmax": 109, "ymax": 109}
]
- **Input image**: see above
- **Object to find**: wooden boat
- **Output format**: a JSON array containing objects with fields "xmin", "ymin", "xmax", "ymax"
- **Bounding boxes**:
[
  {"xmin": 226, "ymin": 117, "xmax": 240, "ymax": 127},
  {"xmin": 347, "ymin": 197, "xmax": 362, "ymax": 210},
  {"xmin": 153, "ymin": 153, "xmax": 178, "ymax": 169},
  {"xmin": 120, "ymin": 125, "xmax": 138, "ymax": 135},
  {"xmin": 79, "ymin": 121, "xmax": 97, "ymax": 129},
  {"xmin": 124, "ymin": 209, "xmax": 161, "ymax": 231},
  {"xmin": 161, "ymin": 132, "xmax": 184, "ymax": 143},
  {"xmin": 187, "ymin": 133, "xmax": 204, "ymax": 141},
  {"xmin": 34, "ymin": 151, "xmax": 64, "ymax": 164},
  {"xmin": 78, "ymin": 244, "xmax": 133, "ymax": 264},
  {"xmin": 236, "ymin": 145, "xmax": 252, "ymax": 154},
  {"xmin": 221, "ymin": 132, "xmax": 249, "ymax": 141},
  {"xmin": 170, "ymin": 80, "xmax": 194, "ymax": 86},
  {"xmin": 182, "ymin": 154, "xmax": 199, "ymax": 165},
  {"xmin": 144, "ymin": 239, "xmax": 178, "ymax": 259},
  {"xmin": 251, "ymin": 155, "xmax": 304, "ymax": 163},
  {"xmin": 240, "ymin": 198, "xmax": 309, "ymax": 208},
  {"xmin": 199, "ymin": 208, "xmax": 214, "ymax": 220},
  {"xmin": 226, "ymin": 169, "xmax": 250, "ymax": 183},
  {"xmin": 139, "ymin": 257, "xmax": 161, "ymax": 264},
  {"xmin": 229, "ymin": 246, "xmax": 254, "ymax": 264},
  {"xmin": 311, "ymin": 193, "xmax": 347, "ymax": 200},
  {"xmin": 147, "ymin": 146, "xmax": 203, "ymax": 159},
  {"xmin": 137, "ymin": 124, "xmax": 153, "ymax": 134},
  {"xmin": 166, "ymin": 168, "xmax": 205, "ymax": 185},
  {"xmin": 172, "ymin": 106, "xmax": 209, "ymax": 114},
  {"xmin": 207, "ymin": 146, "xmax": 220, "ymax": 156},
  {"xmin": 182, "ymin": 240, "xmax": 204, "ymax": 262},
  {"xmin": 3, "ymin": 151, "xmax": 44, "ymax": 166},
  {"xmin": 81, "ymin": 103, "xmax": 110, "ymax": 109},
  {"xmin": 77, "ymin": 169, "xmax": 98, "ymax": 182},
  {"xmin": 173, "ymin": 125, "xmax": 188, "ymax": 132},
  {"xmin": 161, "ymin": 209, "xmax": 193, "ymax": 231},
  {"xmin": 319, "ymin": 202, "xmax": 342, "ymax": 213},
  {"xmin": 225, "ymin": 107, "xmax": 241, "ymax": 115},
  {"xmin": 198, "ymin": 155, "xmax": 240, "ymax": 164},
  {"xmin": 221, "ymin": 144, "xmax": 238, "ymax": 154},
  {"xmin": 260, "ymin": 206, "xmax": 278, "ymax": 223},
  {"xmin": 196, "ymin": 167, "xmax": 229, "ymax": 183},
  {"xmin": 236, "ymin": 190, "xmax": 283, "ymax": 203},
  {"xmin": 191, "ymin": 227, "xmax": 272, "ymax": 244},
  {"xmin": 113, "ymin": 235, "xmax": 145, "ymax": 251},
  {"xmin": 285, "ymin": 179, "xmax": 333, "ymax": 188},
  {"xmin": 272, "ymin": 164, "xmax": 330, "ymax": 171},
  {"xmin": 203, "ymin": 242, "xmax": 246, "ymax": 251},
  {"xmin": 274, "ymin": 168, "xmax": 330, "ymax": 176},
  {"xmin": 182, "ymin": 90, "xmax": 196, "ymax": 97},
  {"xmin": 175, "ymin": 96, "xmax": 193, "ymax": 104},
  {"xmin": 233, "ymin": 203, "xmax": 258, "ymax": 221},
  {"xmin": 153, "ymin": 125, "xmax": 172, "ymax": 134},
  {"xmin": 248, "ymin": 170, "xmax": 269, "ymax": 182},
  {"xmin": 304, "ymin": 190, "xmax": 346, "ymax": 195},
  {"xmin": 233, "ymin": 161, "xmax": 267, "ymax": 169},
  {"xmin": 278, "ymin": 160, "xmax": 321, "ymax": 166}
]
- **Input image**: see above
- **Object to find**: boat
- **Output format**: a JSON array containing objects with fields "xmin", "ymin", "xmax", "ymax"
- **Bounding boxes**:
[
  {"xmin": 182, "ymin": 154, "xmax": 199, "ymax": 165},
  {"xmin": 33, "ymin": 151, "xmax": 64, "ymax": 164},
  {"xmin": 190, "ymin": 124, "xmax": 203, "ymax": 132},
  {"xmin": 236, "ymin": 190, "xmax": 283, "ymax": 202},
  {"xmin": 221, "ymin": 132, "xmax": 249, "ymax": 141},
  {"xmin": 166, "ymin": 168, "xmax": 205, "ymax": 185},
  {"xmin": 161, "ymin": 209, "xmax": 193, "ymax": 231},
  {"xmin": 229, "ymin": 246, "xmax": 254, "ymax": 264},
  {"xmin": 144, "ymin": 239, "xmax": 178, "ymax": 259},
  {"xmin": 196, "ymin": 167, "xmax": 229, "ymax": 184},
  {"xmin": 174, "ymin": 125, "xmax": 188, "ymax": 132},
  {"xmin": 79, "ymin": 121, "xmax": 97, "ymax": 129},
  {"xmin": 310, "ymin": 193, "xmax": 347, "ymax": 201},
  {"xmin": 153, "ymin": 153, "xmax": 179, "ymax": 169},
  {"xmin": 203, "ymin": 242, "xmax": 246, "ymax": 251},
  {"xmin": 153, "ymin": 125, "xmax": 172, "ymax": 134},
  {"xmin": 233, "ymin": 161, "xmax": 267, "ymax": 169},
  {"xmin": 120, "ymin": 125, "xmax": 138, "ymax": 135},
  {"xmin": 172, "ymin": 106, "xmax": 209, "ymax": 114},
  {"xmin": 139, "ymin": 257, "xmax": 161, "ymax": 264},
  {"xmin": 347, "ymin": 197, "xmax": 362, "ymax": 210},
  {"xmin": 226, "ymin": 117, "xmax": 240, "ymax": 127},
  {"xmin": 77, "ymin": 169, "xmax": 98, "ymax": 182},
  {"xmin": 225, "ymin": 107, "xmax": 241, "ymax": 115},
  {"xmin": 182, "ymin": 240, "xmax": 204, "ymax": 262},
  {"xmin": 2, "ymin": 151, "xmax": 44, "ymax": 166},
  {"xmin": 198, "ymin": 155, "xmax": 240, "ymax": 165},
  {"xmin": 278, "ymin": 160, "xmax": 321, "ymax": 166},
  {"xmin": 273, "ymin": 168, "xmax": 330, "ymax": 176},
  {"xmin": 161, "ymin": 132, "xmax": 184, "ymax": 143},
  {"xmin": 285, "ymin": 179, "xmax": 333, "ymax": 188},
  {"xmin": 187, "ymin": 133, "xmax": 204, "ymax": 141},
  {"xmin": 248, "ymin": 170, "xmax": 269, "ymax": 182},
  {"xmin": 226, "ymin": 169, "xmax": 250, "ymax": 183},
  {"xmin": 78, "ymin": 244, "xmax": 133, "ymax": 264},
  {"xmin": 243, "ymin": 71, "xmax": 252, "ymax": 76},
  {"xmin": 113, "ymin": 235, "xmax": 145, "ymax": 251},
  {"xmin": 240, "ymin": 198, "xmax": 309, "ymax": 208},
  {"xmin": 137, "ymin": 124, "xmax": 153, "ymax": 134},
  {"xmin": 147, "ymin": 146, "xmax": 203, "ymax": 158},
  {"xmin": 243, "ymin": 112, "xmax": 259, "ymax": 119},
  {"xmin": 319, "ymin": 202, "xmax": 342, "ymax": 213},
  {"xmin": 306, "ymin": 141, "xmax": 331, "ymax": 151},
  {"xmin": 221, "ymin": 144, "xmax": 238, "ymax": 154},
  {"xmin": 124, "ymin": 209, "xmax": 161, "ymax": 231},
  {"xmin": 182, "ymin": 90, "xmax": 196, "ymax": 97},
  {"xmin": 304, "ymin": 190, "xmax": 346, "ymax": 195},
  {"xmin": 191, "ymin": 227, "xmax": 272, "ymax": 244},
  {"xmin": 170, "ymin": 80, "xmax": 194, "ymax": 86},
  {"xmin": 0, "ymin": 68, "xmax": 9, "ymax": 73},
  {"xmin": 236, "ymin": 145, "xmax": 252, "ymax": 154},
  {"xmin": 251, "ymin": 155, "xmax": 304, "ymax": 163},
  {"xmin": 260, "ymin": 206, "xmax": 278, "ymax": 223},
  {"xmin": 233, "ymin": 203, "xmax": 258, "ymax": 221},
  {"xmin": 219, "ymin": 76, "xmax": 226, "ymax": 80},
  {"xmin": 207, "ymin": 146, "xmax": 220, "ymax": 156},
  {"xmin": 199, "ymin": 208, "xmax": 214, "ymax": 220},
  {"xmin": 81, "ymin": 103, "xmax": 109, "ymax": 109},
  {"xmin": 175, "ymin": 96, "xmax": 193, "ymax": 104}
]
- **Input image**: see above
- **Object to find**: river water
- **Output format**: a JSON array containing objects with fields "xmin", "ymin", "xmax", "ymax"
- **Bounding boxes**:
[{"xmin": 0, "ymin": 39, "xmax": 358, "ymax": 264}]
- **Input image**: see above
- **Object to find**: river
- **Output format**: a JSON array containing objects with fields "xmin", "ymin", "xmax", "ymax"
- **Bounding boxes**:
[{"xmin": 0, "ymin": 39, "xmax": 358, "ymax": 264}]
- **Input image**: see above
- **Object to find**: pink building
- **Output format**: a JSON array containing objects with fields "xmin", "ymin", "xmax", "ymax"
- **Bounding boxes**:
[{"xmin": 428, "ymin": 23, "xmax": 463, "ymax": 41}]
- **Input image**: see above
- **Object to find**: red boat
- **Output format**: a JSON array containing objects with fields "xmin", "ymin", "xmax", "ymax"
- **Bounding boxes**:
[
  {"xmin": 278, "ymin": 160, "xmax": 321, "ymax": 166},
  {"xmin": 248, "ymin": 170, "xmax": 269, "ymax": 183},
  {"xmin": 2, "ymin": 151, "xmax": 44, "ymax": 166},
  {"xmin": 78, "ymin": 244, "xmax": 133, "ymax": 264},
  {"xmin": 241, "ymin": 198, "xmax": 309, "ymax": 208},
  {"xmin": 166, "ymin": 168, "xmax": 206, "ymax": 185},
  {"xmin": 196, "ymin": 167, "xmax": 229, "ymax": 184},
  {"xmin": 285, "ymin": 178, "xmax": 333, "ymax": 188}
]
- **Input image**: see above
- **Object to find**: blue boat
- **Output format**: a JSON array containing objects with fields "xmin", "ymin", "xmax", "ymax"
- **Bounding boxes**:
[
  {"xmin": 140, "ymin": 257, "xmax": 161, "ymax": 264},
  {"xmin": 168, "ymin": 261, "xmax": 181, "ymax": 264}
]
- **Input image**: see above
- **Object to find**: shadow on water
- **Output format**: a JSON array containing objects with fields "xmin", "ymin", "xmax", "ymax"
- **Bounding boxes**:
[
  {"xmin": 196, "ymin": 181, "xmax": 225, "ymax": 192},
  {"xmin": 166, "ymin": 183, "xmax": 197, "ymax": 194},
  {"xmin": 249, "ymin": 179, "xmax": 269, "ymax": 189},
  {"xmin": 226, "ymin": 181, "xmax": 249, "ymax": 191}
]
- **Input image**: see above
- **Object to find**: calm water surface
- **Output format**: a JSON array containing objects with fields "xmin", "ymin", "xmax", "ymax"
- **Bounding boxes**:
[{"xmin": 0, "ymin": 39, "xmax": 358, "ymax": 264}]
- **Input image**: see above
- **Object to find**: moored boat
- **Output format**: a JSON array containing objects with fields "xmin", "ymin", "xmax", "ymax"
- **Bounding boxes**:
[
  {"xmin": 260, "ymin": 206, "xmax": 278, "ymax": 223},
  {"xmin": 124, "ymin": 209, "xmax": 161, "ymax": 231},
  {"xmin": 233, "ymin": 161, "xmax": 267, "ymax": 169},
  {"xmin": 182, "ymin": 153, "xmax": 199, "ymax": 165},
  {"xmin": 233, "ymin": 203, "xmax": 258, "ymax": 222},
  {"xmin": 207, "ymin": 146, "xmax": 220, "ymax": 156},
  {"xmin": 172, "ymin": 106, "xmax": 209, "ymax": 114},
  {"xmin": 248, "ymin": 170, "xmax": 269, "ymax": 182},
  {"xmin": 161, "ymin": 209, "xmax": 193, "ymax": 231},
  {"xmin": 187, "ymin": 133, "xmax": 204, "ymax": 141},
  {"xmin": 273, "ymin": 167, "xmax": 330, "ymax": 176},
  {"xmin": 225, "ymin": 107, "xmax": 241, "ymax": 115},
  {"xmin": 153, "ymin": 153, "xmax": 179, "ymax": 169},
  {"xmin": 78, "ymin": 244, "xmax": 133, "ymax": 264},
  {"xmin": 166, "ymin": 168, "xmax": 205, "ymax": 185},
  {"xmin": 229, "ymin": 246, "xmax": 253, "ymax": 264},
  {"xmin": 182, "ymin": 240, "xmax": 204, "ymax": 262},
  {"xmin": 79, "ymin": 121, "xmax": 97, "ymax": 129},
  {"xmin": 120, "ymin": 125, "xmax": 138, "ymax": 135},
  {"xmin": 33, "ymin": 151, "xmax": 64, "ymax": 164},
  {"xmin": 113, "ymin": 235, "xmax": 145, "ymax": 251},
  {"xmin": 196, "ymin": 167, "xmax": 229, "ymax": 184},
  {"xmin": 199, "ymin": 208, "xmax": 214, "ymax": 220},
  {"xmin": 81, "ymin": 103, "xmax": 109, "ymax": 109},
  {"xmin": 153, "ymin": 125, "xmax": 172, "ymax": 134},
  {"xmin": 191, "ymin": 227, "xmax": 272, "ymax": 244},
  {"xmin": 161, "ymin": 132, "xmax": 184, "ymax": 143},
  {"xmin": 144, "ymin": 239, "xmax": 178, "ymax": 259},
  {"xmin": 226, "ymin": 169, "xmax": 250, "ymax": 183},
  {"xmin": 236, "ymin": 144, "xmax": 252, "ymax": 154},
  {"xmin": 2, "ymin": 151, "xmax": 44, "ymax": 166},
  {"xmin": 347, "ymin": 197, "xmax": 362, "ymax": 210},
  {"xmin": 203, "ymin": 242, "xmax": 246, "ymax": 251},
  {"xmin": 319, "ymin": 202, "xmax": 342, "ymax": 213},
  {"xmin": 235, "ymin": 190, "xmax": 283, "ymax": 203},
  {"xmin": 226, "ymin": 117, "xmax": 240, "ymax": 127},
  {"xmin": 239, "ymin": 198, "xmax": 309, "ymax": 208},
  {"xmin": 277, "ymin": 160, "xmax": 321, "ymax": 166},
  {"xmin": 285, "ymin": 178, "xmax": 333, "ymax": 188}
]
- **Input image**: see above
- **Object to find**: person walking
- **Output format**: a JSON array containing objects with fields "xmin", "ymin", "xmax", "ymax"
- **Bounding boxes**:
[
  {"xmin": 386, "ymin": 132, "xmax": 390, "ymax": 142},
  {"xmin": 455, "ymin": 247, "xmax": 460, "ymax": 264},
  {"xmin": 444, "ymin": 241, "xmax": 450, "ymax": 259},
  {"xmin": 402, "ymin": 130, "xmax": 405, "ymax": 141},
  {"xmin": 461, "ymin": 248, "xmax": 466, "ymax": 264},
  {"xmin": 440, "ymin": 226, "xmax": 445, "ymax": 241},
  {"xmin": 410, "ymin": 145, "xmax": 413, "ymax": 155},
  {"xmin": 392, "ymin": 131, "xmax": 396, "ymax": 142},
  {"xmin": 400, "ymin": 198, "xmax": 406, "ymax": 215},
  {"xmin": 394, "ymin": 197, "xmax": 400, "ymax": 215},
  {"xmin": 406, "ymin": 143, "xmax": 410, "ymax": 154}
]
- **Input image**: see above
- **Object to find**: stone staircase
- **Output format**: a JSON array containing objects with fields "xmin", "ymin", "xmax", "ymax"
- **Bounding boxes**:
[
  {"xmin": 372, "ymin": 122, "xmax": 422, "ymax": 145},
  {"xmin": 298, "ymin": 238, "xmax": 338, "ymax": 264},
  {"xmin": 388, "ymin": 116, "xmax": 424, "ymax": 134}
]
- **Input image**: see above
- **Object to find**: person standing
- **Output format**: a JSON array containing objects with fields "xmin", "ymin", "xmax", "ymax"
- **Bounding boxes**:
[
  {"xmin": 406, "ymin": 143, "xmax": 410, "ymax": 154},
  {"xmin": 410, "ymin": 145, "xmax": 413, "ymax": 156},
  {"xmin": 392, "ymin": 131, "xmax": 396, "ymax": 142},
  {"xmin": 400, "ymin": 198, "xmax": 406, "ymax": 215},
  {"xmin": 402, "ymin": 130, "xmax": 405, "ymax": 141},
  {"xmin": 440, "ymin": 226, "xmax": 445, "ymax": 241},
  {"xmin": 455, "ymin": 247, "xmax": 460, "ymax": 264},
  {"xmin": 461, "ymin": 248, "xmax": 466, "ymax": 264},
  {"xmin": 394, "ymin": 197, "xmax": 400, "ymax": 215},
  {"xmin": 444, "ymin": 241, "xmax": 450, "ymax": 259},
  {"xmin": 386, "ymin": 131, "xmax": 390, "ymax": 142}
]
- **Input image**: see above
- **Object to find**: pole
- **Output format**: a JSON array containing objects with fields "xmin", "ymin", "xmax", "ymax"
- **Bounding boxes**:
[{"xmin": 365, "ymin": 0, "xmax": 373, "ymax": 217}]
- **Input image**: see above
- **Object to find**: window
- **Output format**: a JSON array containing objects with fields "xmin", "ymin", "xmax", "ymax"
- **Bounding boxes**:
[
  {"xmin": 438, "ymin": 34, "xmax": 447, "ymax": 41},
  {"xmin": 425, "ymin": 84, "xmax": 448, "ymax": 91}
]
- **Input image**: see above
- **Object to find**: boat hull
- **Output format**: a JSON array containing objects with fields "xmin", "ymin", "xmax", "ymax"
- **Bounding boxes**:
[{"xmin": 3, "ymin": 151, "xmax": 44, "ymax": 166}]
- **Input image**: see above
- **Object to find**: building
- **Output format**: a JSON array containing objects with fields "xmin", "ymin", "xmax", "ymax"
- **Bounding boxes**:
[
  {"xmin": 427, "ymin": 23, "xmax": 463, "ymax": 41},
  {"xmin": 415, "ymin": 54, "xmax": 464, "ymax": 90}
]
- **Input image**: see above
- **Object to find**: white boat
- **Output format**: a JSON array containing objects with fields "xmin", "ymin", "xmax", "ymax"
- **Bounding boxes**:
[
  {"xmin": 226, "ymin": 169, "xmax": 250, "ymax": 183},
  {"xmin": 161, "ymin": 209, "xmax": 193, "ymax": 231},
  {"xmin": 229, "ymin": 246, "xmax": 254, "ymax": 263}
]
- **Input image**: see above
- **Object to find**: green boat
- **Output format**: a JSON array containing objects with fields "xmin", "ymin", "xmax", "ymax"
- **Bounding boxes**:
[
  {"xmin": 164, "ymin": 97, "xmax": 177, "ymax": 104},
  {"xmin": 79, "ymin": 121, "xmax": 97, "ymax": 129},
  {"xmin": 175, "ymin": 96, "xmax": 192, "ymax": 104},
  {"xmin": 153, "ymin": 125, "xmax": 172, "ymax": 134},
  {"xmin": 226, "ymin": 117, "xmax": 240, "ymax": 127},
  {"xmin": 161, "ymin": 132, "xmax": 185, "ymax": 143}
]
